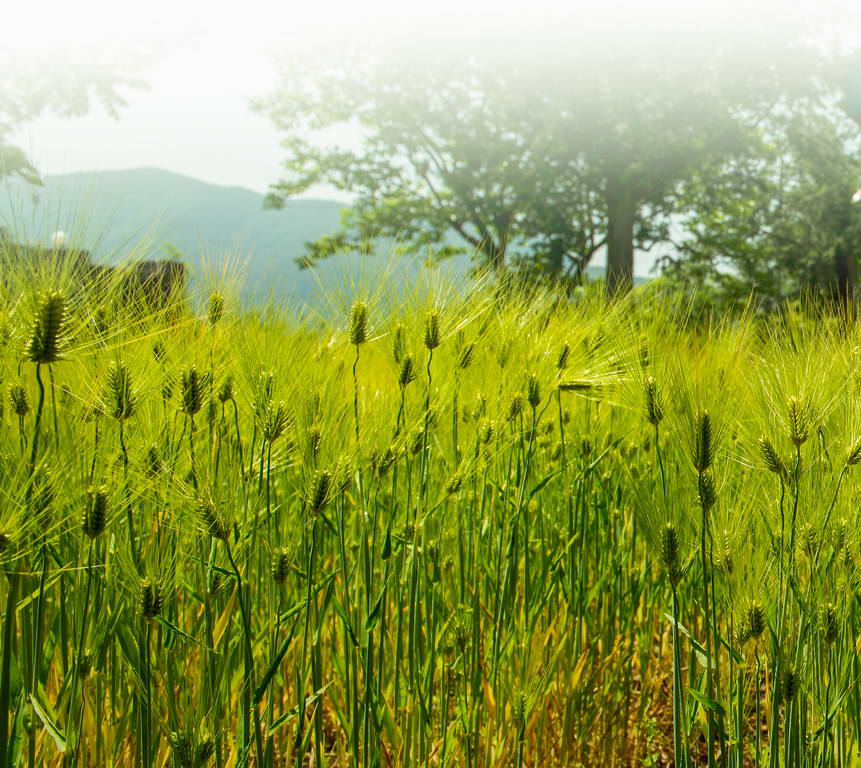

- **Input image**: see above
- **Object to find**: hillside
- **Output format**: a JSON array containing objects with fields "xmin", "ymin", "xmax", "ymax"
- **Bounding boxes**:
[
  {"xmin": 0, "ymin": 167, "xmax": 637, "ymax": 302},
  {"xmin": 0, "ymin": 168, "xmax": 357, "ymax": 301}
]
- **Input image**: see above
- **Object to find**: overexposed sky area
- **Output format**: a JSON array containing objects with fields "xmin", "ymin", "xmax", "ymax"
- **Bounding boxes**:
[{"xmin": 5, "ymin": 0, "xmax": 859, "ymax": 200}]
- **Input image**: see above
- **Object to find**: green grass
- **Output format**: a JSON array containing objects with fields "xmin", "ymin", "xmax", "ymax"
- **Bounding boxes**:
[{"xmin": 1, "ymin": 241, "xmax": 861, "ymax": 766}]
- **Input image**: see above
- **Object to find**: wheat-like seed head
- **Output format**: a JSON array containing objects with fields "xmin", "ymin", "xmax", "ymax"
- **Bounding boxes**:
[
  {"xmin": 556, "ymin": 343, "xmax": 571, "ymax": 372},
  {"xmin": 349, "ymin": 300, "xmax": 369, "ymax": 346},
  {"xmin": 9, "ymin": 384, "xmax": 28, "ymax": 417},
  {"xmin": 697, "ymin": 470, "xmax": 717, "ymax": 512},
  {"xmin": 25, "ymin": 291, "xmax": 66, "ymax": 364},
  {"xmin": 272, "ymin": 547, "xmax": 292, "ymax": 584},
  {"xmin": 139, "ymin": 578, "xmax": 164, "ymax": 620},
  {"xmin": 104, "ymin": 362, "xmax": 135, "ymax": 421},
  {"xmin": 507, "ymin": 394, "xmax": 523, "ymax": 423},
  {"xmin": 180, "ymin": 366, "xmax": 204, "ymax": 417},
  {"xmin": 399, "ymin": 354, "xmax": 417, "ymax": 389},
  {"xmin": 391, "ymin": 323, "xmax": 406, "ymax": 365},
  {"xmin": 217, "ymin": 375, "xmax": 234, "ymax": 403},
  {"xmin": 693, "ymin": 410, "xmax": 713, "ymax": 473},
  {"xmin": 741, "ymin": 602, "xmax": 767, "ymax": 644},
  {"xmin": 459, "ymin": 341, "xmax": 475, "ymax": 370},
  {"xmin": 758, "ymin": 436, "xmax": 785, "ymax": 477},
  {"xmin": 207, "ymin": 292, "xmax": 225, "ymax": 327},
  {"xmin": 262, "ymin": 401, "xmax": 291, "ymax": 443},
  {"xmin": 644, "ymin": 376, "xmax": 663, "ymax": 426},
  {"xmin": 82, "ymin": 486, "xmax": 108, "ymax": 539},
  {"xmin": 197, "ymin": 498, "xmax": 229, "ymax": 542},
  {"xmin": 846, "ymin": 438, "xmax": 861, "ymax": 467},
  {"xmin": 424, "ymin": 309, "xmax": 441, "ymax": 350},
  {"xmin": 786, "ymin": 396, "xmax": 811, "ymax": 447},
  {"xmin": 660, "ymin": 522, "xmax": 683, "ymax": 586},
  {"xmin": 526, "ymin": 374, "xmax": 541, "ymax": 409},
  {"xmin": 307, "ymin": 469, "xmax": 333, "ymax": 516},
  {"xmin": 822, "ymin": 603, "xmax": 839, "ymax": 645}
]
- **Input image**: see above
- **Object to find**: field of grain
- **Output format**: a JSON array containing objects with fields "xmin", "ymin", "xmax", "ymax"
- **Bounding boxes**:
[{"xmin": 1, "ymin": 249, "xmax": 861, "ymax": 767}]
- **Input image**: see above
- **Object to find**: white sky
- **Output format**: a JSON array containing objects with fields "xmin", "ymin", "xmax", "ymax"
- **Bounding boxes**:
[
  {"xmin": 7, "ymin": 0, "xmax": 622, "ymax": 196},
  {"xmin": 5, "ymin": 0, "xmax": 858, "ymax": 201}
]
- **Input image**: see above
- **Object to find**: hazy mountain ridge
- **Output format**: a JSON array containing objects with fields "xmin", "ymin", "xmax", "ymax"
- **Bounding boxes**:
[{"xmin": 0, "ymin": 167, "xmax": 623, "ymax": 301}]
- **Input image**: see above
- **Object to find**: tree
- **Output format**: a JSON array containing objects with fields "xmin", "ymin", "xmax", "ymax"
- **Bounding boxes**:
[
  {"xmin": 0, "ymin": 46, "xmax": 143, "ymax": 183},
  {"xmin": 260, "ymin": 10, "xmax": 833, "ymax": 294},
  {"xmin": 658, "ymin": 104, "xmax": 861, "ymax": 310}
]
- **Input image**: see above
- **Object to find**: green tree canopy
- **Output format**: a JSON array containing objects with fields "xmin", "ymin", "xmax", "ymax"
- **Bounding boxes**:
[{"xmin": 260, "ymin": 9, "xmax": 837, "ymax": 294}]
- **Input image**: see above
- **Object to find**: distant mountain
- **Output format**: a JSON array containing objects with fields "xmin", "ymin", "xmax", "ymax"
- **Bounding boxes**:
[
  {"xmin": 0, "ymin": 167, "xmax": 640, "ymax": 303},
  {"xmin": 0, "ymin": 167, "xmax": 357, "ymax": 302}
]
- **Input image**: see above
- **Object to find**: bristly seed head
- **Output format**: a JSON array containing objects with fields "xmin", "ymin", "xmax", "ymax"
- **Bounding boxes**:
[
  {"xmin": 180, "ymin": 366, "xmax": 204, "ymax": 417},
  {"xmin": 26, "ymin": 291, "xmax": 66, "ymax": 364},
  {"xmin": 526, "ymin": 375, "xmax": 541, "ymax": 409},
  {"xmin": 557, "ymin": 343, "xmax": 571, "ymax": 372},
  {"xmin": 105, "ymin": 362, "xmax": 135, "ymax": 421},
  {"xmin": 82, "ymin": 486, "xmax": 108, "ymax": 539},
  {"xmin": 272, "ymin": 547, "xmax": 291, "ymax": 584},
  {"xmin": 217, "ymin": 375, "xmax": 234, "ymax": 403},
  {"xmin": 758, "ymin": 436, "xmax": 785, "ymax": 477},
  {"xmin": 783, "ymin": 668, "xmax": 799, "ymax": 700},
  {"xmin": 308, "ymin": 469, "xmax": 333, "ymax": 516},
  {"xmin": 349, "ymin": 300, "xmax": 369, "ymax": 346},
  {"xmin": 822, "ymin": 603, "xmax": 839, "ymax": 645},
  {"xmin": 846, "ymin": 438, "xmax": 861, "ymax": 467},
  {"xmin": 197, "ymin": 498, "xmax": 229, "ymax": 542},
  {"xmin": 399, "ymin": 354, "xmax": 417, "ymax": 389},
  {"xmin": 391, "ymin": 323, "xmax": 406, "ymax": 365},
  {"xmin": 693, "ymin": 410, "xmax": 713, "ymax": 473},
  {"xmin": 787, "ymin": 396, "xmax": 811, "ymax": 447},
  {"xmin": 207, "ymin": 292, "xmax": 225, "ymax": 327},
  {"xmin": 644, "ymin": 376, "xmax": 663, "ymax": 426},
  {"xmin": 262, "ymin": 401, "xmax": 291, "ymax": 443},
  {"xmin": 459, "ymin": 341, "xmax": 475, "ymax": 370},
  {"xmin": 742, "ymin": 602, "xmax": 767, "ymax": 643},
  {"xmin": 423, "ymin": 309, "xmax": 441, "ymax": 350},
  {"xmin": 139, "ymin": 578, "xmax": 164, "ymax": 620},
  {"xmin": 507, "ymin": 394, "xmax": 523, "ymax": 422},
  {"xmin": 9, "ymin": 384, "xmax": 29, "ymax": 417},
  {"xmin": 660, "ymin": 522, "xmax": 683, "ymax": 586},
  {"xmin": 697, "ymin": 470, "xmax": 717, "ymax": 511}
]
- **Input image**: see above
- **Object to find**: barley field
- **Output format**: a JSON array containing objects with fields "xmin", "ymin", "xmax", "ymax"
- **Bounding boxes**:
[{"xmin": 2, "ymin": 249, "xmax": 861, "ymax": 768}]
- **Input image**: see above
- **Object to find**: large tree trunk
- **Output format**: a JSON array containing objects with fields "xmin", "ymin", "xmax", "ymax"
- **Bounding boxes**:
[
  {"xmin": 605, "ymin": 181, "xmax": 636, "ymax": 297},
  {"xmin": 834, "ymin": 237, "xmax": 856, "ymax": 322}
]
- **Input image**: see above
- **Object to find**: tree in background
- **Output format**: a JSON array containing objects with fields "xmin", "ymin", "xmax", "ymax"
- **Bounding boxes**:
[
  {"xmin": 659, "ymin": 102, "xmax": 861, "ymax": 310},
  {"xmin": 260, "ymin": 9, "xmax": 839, "ymax": 295}
]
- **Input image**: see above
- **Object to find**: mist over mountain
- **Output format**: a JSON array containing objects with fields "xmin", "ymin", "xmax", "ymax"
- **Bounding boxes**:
[{"xmin": 0, "ymin": 167, "xmax": 626, "ymax": 303}]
